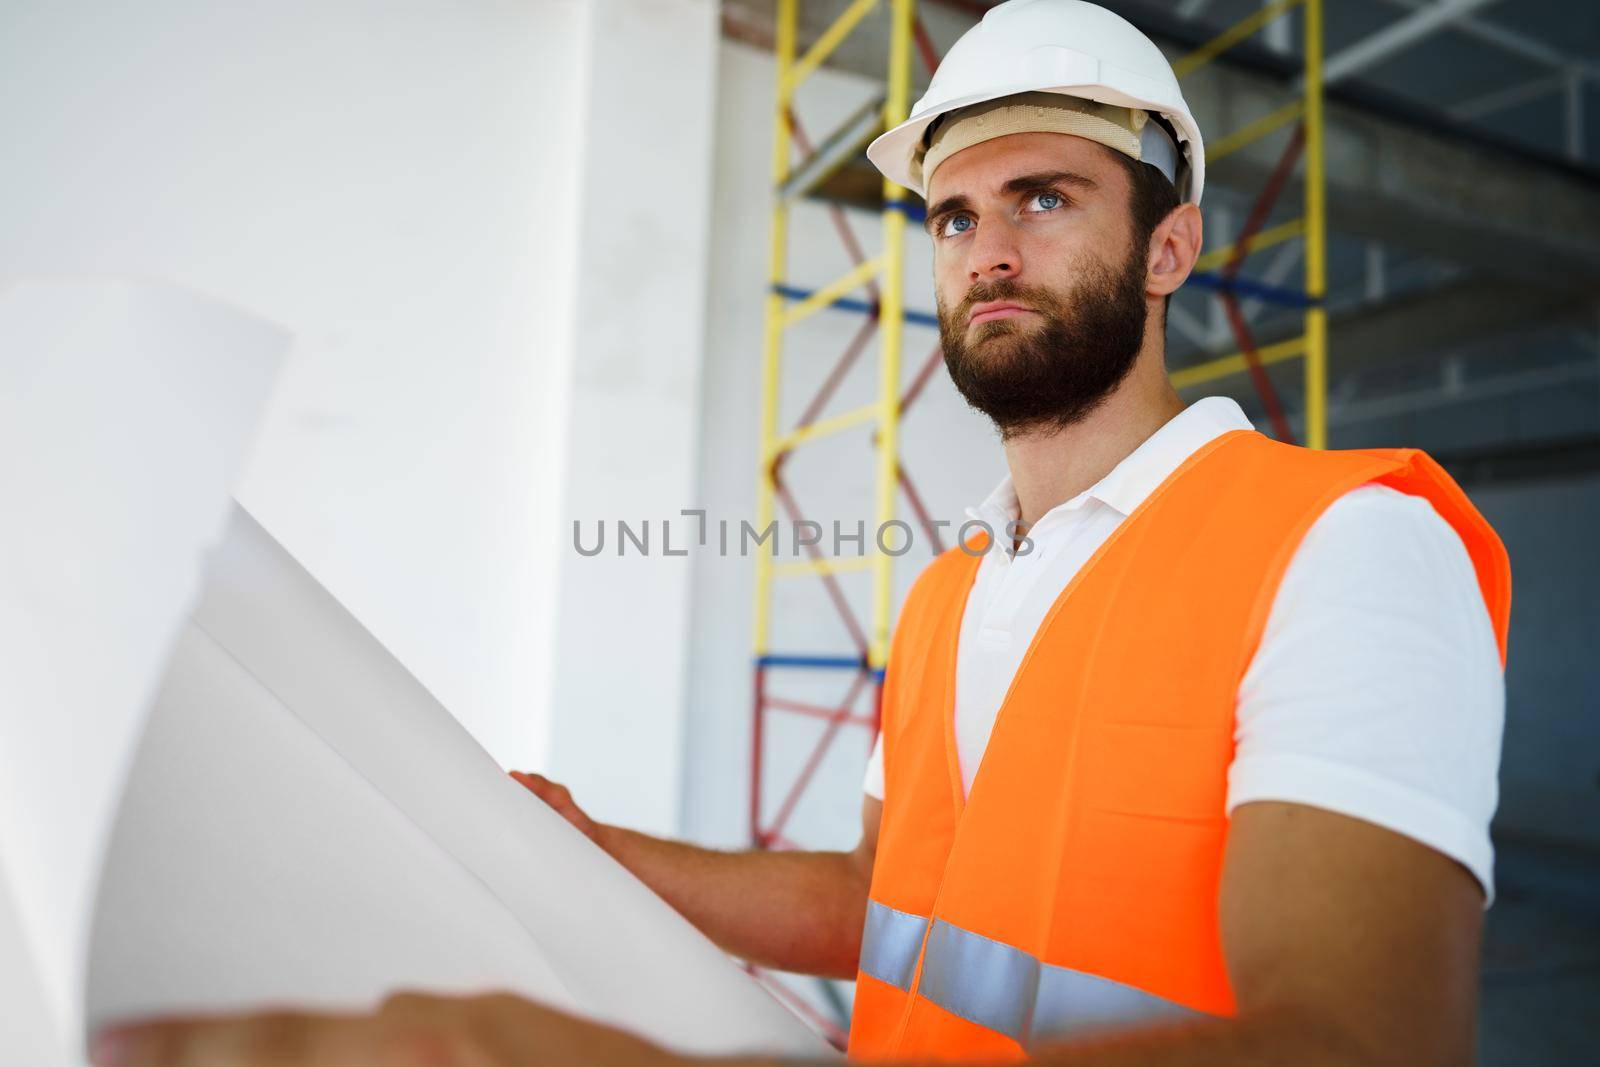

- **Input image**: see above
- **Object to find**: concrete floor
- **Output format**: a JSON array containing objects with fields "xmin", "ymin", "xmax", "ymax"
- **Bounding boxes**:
[{"xmin": 1479, "ymin": 835, "xmax": 1600, "ymax": 1064}]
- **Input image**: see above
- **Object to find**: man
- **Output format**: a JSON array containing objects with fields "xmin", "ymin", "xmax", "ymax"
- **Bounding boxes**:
[{"xmin": 94, "ymin": 2, "xmax": 1509, "ymax": 1065}]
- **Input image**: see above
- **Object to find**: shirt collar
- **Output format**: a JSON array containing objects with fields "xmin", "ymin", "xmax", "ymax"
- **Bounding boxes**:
[
  {"xmin": 967, "ymin": 475, "xmax": 1021, "ymax": 534},
  {"xmin": 965, "ymin": 397, "xmax": 1257, "ymax": 531}
]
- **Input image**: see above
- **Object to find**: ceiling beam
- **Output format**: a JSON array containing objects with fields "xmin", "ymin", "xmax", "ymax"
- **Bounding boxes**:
[
  {"xmin": 1450, "ymin": 71, "xmax": 1566, "ymax": 123},
  {"xmin": 1173, "ymin": 277, "xmax": 1589, "ymax": 404},
  {"xmin": 1319, "ymin": 0, "xmax": 1508, "ymax": 88},
  {"xmin": 1370, "ymin": 0, "xmax": 1600, "ymax": 81}
]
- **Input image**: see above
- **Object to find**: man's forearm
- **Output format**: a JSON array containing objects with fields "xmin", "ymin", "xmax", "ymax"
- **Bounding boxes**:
[{"xmin": 595, "ymin": 824, "xmax": 868, "ymax": 980}]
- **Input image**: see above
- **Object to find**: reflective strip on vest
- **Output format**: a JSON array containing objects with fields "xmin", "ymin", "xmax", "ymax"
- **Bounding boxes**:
[
  {"xmin": 859, "ymin": 901, "xmax": 929, "ymax": 991},
  {"xmin": 861, "ymin": 903, "xmax": 1202, "ymax": 1047}
]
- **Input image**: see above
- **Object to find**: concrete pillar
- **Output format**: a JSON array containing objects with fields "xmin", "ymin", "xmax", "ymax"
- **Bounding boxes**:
[{"xmin": 543, "ymin": 0, "xmax": 722, "ymax": 835}]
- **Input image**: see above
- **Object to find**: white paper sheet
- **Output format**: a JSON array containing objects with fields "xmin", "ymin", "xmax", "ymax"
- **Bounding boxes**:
[
  {"xmin": 0, "ymin": 855, "xmax": 70, "ymax": 1067},
  {"xmin": 88, "ymin": 505, "xmax": 830, "ymax": 1057},
  {"xmin": 0, "ymin": 278, "xmax": 289, "ymax": 1059},
  {"xmin": 0, "ymin": 278, "xmax": 831, "ymax": 1063}
]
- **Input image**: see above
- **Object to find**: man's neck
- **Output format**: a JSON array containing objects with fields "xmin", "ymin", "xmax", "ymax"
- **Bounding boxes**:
[{"xmin": 1002, "ymin": 360, "xmax": 1186, "ymax": 534}]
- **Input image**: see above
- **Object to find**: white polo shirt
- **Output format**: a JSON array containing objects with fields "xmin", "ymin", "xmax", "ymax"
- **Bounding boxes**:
[{"xmin": 863, "ymin": 396, "xmax": 1505, "ymax": 898}]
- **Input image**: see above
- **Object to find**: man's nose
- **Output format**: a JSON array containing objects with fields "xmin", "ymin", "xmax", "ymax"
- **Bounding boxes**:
[{"xmin": 968, "ymin": 218, "xmax": 1022, "ymax": 283}]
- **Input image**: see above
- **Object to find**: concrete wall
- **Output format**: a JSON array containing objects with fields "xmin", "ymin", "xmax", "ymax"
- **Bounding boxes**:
[
  {"xmin": 1332, "ymin": 376, "xmax": 1600, "ymax": 850},
  {"xmin": 0, "ymin": 0, "xmax": 588, "ymax": 769},
  {"xmin": 1464, "ymin": 475, "xmax": 1600, "ymax": 849},
  {"xmin": 0, "ymin": 0, "xmax": 721, "ymax": 834}
]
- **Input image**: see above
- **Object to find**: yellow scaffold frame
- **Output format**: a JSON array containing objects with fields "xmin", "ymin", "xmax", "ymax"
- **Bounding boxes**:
[
  {"xmin": 753, "ymin": 0, "xmax": 915, "ymax": 675},
  {"xmin": 1169, "ymin": 0, "xmax": 1328, "ymax": 450}
]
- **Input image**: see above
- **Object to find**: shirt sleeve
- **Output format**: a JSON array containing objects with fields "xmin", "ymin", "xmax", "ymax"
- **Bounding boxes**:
[
  {"xmin": 863, "ymin": 732, "xmax": 886, "ymax": 800},
  {"xmin": 1227, "ymin": 483, "xmax": 1505, "ymax": 903}
]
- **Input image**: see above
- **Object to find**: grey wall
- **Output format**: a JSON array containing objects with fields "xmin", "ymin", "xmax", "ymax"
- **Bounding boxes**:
[{"xmin": 1472, "ymin": 474, "xmax": 1600, "ymax": 848}]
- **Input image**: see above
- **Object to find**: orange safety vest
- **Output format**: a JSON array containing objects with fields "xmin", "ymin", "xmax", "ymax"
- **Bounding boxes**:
[{"xmin": 848, "ymin": 429, "xmax": 1511, "ymax": 1061}]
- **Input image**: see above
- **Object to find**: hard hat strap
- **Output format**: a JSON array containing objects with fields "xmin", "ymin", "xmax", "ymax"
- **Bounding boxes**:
[{"xmin": 1138, "ymin": 113, "xmax": 1183, "ymax": 192}]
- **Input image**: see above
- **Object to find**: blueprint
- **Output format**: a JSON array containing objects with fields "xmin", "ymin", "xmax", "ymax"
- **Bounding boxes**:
[{"xmin": 0, "ymin": 279, "xmax": 829, "ymax": 1065}]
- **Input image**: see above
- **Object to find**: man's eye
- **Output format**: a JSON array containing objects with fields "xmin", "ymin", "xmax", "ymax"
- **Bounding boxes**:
[
  {"xmin": 939, "ymin": 214, "xmax": 974, "ymax": 238},
  {"xmin": 1029, "ymin": 191, "xmax": 1064, "ymax": 212}
]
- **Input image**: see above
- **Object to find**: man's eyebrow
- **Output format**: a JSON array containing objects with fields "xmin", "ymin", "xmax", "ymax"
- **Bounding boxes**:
[
  {"xmin": 1004, "ymin": 169, "xmax": 1098, "ymax": 195},
  {"xmin": 922, "ymin": 193, "xmax": 972, "ymax": 233},
  {"xmin": 923, "ymin": 170, "xmax": 1099, "ymax": 233}
]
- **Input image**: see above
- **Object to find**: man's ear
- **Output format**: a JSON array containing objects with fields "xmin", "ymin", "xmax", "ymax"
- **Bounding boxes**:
[{"xmin": 1147, "ymin": 202, "xmax": 1203, "ymax": 299}]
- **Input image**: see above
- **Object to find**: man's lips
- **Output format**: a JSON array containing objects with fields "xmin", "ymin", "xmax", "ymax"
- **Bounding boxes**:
[{"xmin": 968, "ymin": 301, "xmax": 1035, "ymax": 325}]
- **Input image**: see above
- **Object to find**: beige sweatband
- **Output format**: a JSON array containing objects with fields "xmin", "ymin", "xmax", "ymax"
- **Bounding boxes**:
[{"xmin": 915, "ymin": 91, "xmax": 1150, "ymax": 192}]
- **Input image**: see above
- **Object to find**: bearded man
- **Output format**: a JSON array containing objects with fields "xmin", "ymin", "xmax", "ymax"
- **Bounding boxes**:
[{"xmin": 96, "ymin": 3, "xmax": 1509, "ymax": 1066}]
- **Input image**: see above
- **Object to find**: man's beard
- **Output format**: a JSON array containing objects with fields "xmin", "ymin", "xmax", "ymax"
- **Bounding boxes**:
[{"xmin": 937, "ymin": 245, "xmax": 1149, "ymax": 439}]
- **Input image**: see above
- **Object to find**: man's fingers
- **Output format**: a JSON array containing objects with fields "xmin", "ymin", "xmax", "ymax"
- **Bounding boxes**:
[
  {"xmin": 509, "ymin": 770, "xmax": 550, "ymax": 795},
  {"xmin": 89, "ymin": 994, "xmax": 668, "ymax": 1067},
  {"xmin": 92, "ymin": 1011, "xmax": 386, "ymax": 1067},
  {"xmin": 509, "ymin": 772, "xmax": 575, "ymax": 811},
  {"xmin": 91, "ymin": 1021, "xmax": 174, "ymax": 1067},
  {"xmin": 510, "ymin": 773, "xmax": 604, "ymax": 845}
]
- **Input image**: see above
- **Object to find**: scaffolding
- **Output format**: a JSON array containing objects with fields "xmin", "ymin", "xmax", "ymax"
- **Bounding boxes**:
[
  {"xmin": 748, "ymin": 0, "xmax": 920, "ymax": 871},
  {"xmin": 744, "ymin": 0, "xmax": 932, "ymax": 1039},
  {"xmin": 744, "ymin": 0, "xmax": 1327, "ymax": 1037},
  {"xmin": 1168, "ymin": 0, "xmax": 1329, "ymax": 449}
]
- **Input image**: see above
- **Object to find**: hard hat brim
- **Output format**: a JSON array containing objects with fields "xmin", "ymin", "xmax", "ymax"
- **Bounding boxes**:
[{"xmin": 868, "ymin": 83, "xmax": 1205, "ymax": 205}]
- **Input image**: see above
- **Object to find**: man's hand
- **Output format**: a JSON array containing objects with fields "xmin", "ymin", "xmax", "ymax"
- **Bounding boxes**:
[
  {"xmin": 510, "ymin": 775, "xmax": 880, "ymax": 981},
  {"xmin": 510, "ymin": 771, "xmax": 604, "ymax": 846},
  {"xmin": 89, "ymin": 992, "xmax": 683, "ymax": 1067}
]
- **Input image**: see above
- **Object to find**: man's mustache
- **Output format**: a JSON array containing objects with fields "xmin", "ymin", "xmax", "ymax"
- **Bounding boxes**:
[{"xmin": 956, "ymin": 280, "xmax": 1061, "ymax": 321}]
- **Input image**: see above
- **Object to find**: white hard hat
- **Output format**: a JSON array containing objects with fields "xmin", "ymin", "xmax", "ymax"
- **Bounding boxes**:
[{"xmin": 866, "ymin": 0, "xmax": 1205, "ymax": 204}]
